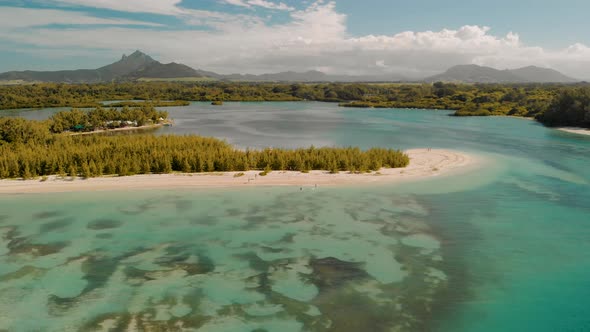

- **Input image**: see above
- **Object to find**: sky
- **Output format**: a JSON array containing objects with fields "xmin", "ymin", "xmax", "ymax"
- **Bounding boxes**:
[{"xmin": 0, "ymin": 0, "xmax": 589, "ymax": 78}]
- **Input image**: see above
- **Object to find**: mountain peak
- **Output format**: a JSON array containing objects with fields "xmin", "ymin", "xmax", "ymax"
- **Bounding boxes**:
[
  {"xmin": 0, "ymin": 51, "xmax": 204, "ymax": 83},
  {"xmin": 121, "ymin": 50, "xmax": 151, "ymax": 61},
  {"xmin": 129, "ymin": 50, "xmax": 148, "ymax": 57},
  {"xmin": 98, "ymin": 51, "xmax": 157, "ymax": 77}
]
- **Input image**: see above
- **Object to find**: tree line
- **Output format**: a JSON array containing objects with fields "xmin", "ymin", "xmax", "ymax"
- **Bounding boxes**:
[
  {"xmin": 535, "ymin": 87, "xmax": 590, "ymax": 128},
  {"xmin": 0, "ymin": 118, "xmax": 409, "ymax": 179},
  {"xmin": 1, "ymin": 82, "xmax": 589, "ymax": 128}
]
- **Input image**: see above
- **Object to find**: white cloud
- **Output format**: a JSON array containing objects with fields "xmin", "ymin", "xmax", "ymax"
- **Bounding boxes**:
[
  {"xmin": 2, "ymin": 1, "xmax": 590, "ymax": 78},
  {"xmin": 221, "ymin": 0, "xmax": 295, "ymax": 11},
  {"xmin": 246, "ymin": 0, "xmax": 294, "ymax": 11},
  {"xmin": 0, "ymin": 7, "xmax": 162, "ymax": 28},
  {"xmin": 51, "ymin": 0, "xmax": 185, "ymax": 15},
  {"xmin": 221, "ymin": 0, "xmax": 250, "ymax": 8},
  {"xmin": 53, "ymin": 0, "xmax": 294, "ymax": 14},
  {"xmin": 221, "ymin": 0, "xmax": 250, "ymax": 7}
]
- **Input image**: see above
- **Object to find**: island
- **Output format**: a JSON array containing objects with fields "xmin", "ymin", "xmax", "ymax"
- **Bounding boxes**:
[
  {"xmin": 0, "ymin": 110, "xmax": 480, "ymax": 193},
  {"xmin": 0, "ymin": 148, "xmax": 475, "ymax": 194},
  {"xmin": 47, "ymin": 106, "xmax": 170, "ymax": 134}
]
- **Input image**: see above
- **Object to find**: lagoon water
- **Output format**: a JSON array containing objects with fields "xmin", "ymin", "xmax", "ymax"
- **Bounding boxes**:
[{"xmin": 1, "ymin": 102, "xmax": 590, "ymax": 331}]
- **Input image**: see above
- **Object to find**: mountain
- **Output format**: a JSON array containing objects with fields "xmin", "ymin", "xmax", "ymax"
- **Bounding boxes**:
[
  {"xmin": 0, "ymin": 51, "xmax": 203, "ymax": 83},
  {"xmin": 223, "ymin": 70, "xmax": 329, "ymax": 82},
  {"xmin": 425, "ymin": 64, "xmax": 578, "ymax": 83},
  {"xmin": 0, "ymin": 69, "xmax": 106, "ymax": 83},
  {"xmin": 222, "ymin": 70, "xmax": 406, "ymax": 82},
  {"xmin": 0, "ymin": 51, "xmax": 158, "ymax": 83},
  {"xmin": 0, "ymin": 52, "xmax": 406, "ymax": 83},
  {"xmin": 0, "ymin": 51, "xmax": 578, "ymax": 84},
  {"xmin": 508, "ymin": 66, "xmax": 577, "ymax": 83},
  {"xmin": 124, "ymin": 62, "xmax": 202, "ymax": 79},
  {"xmin": 98, "ymin": 50, "xmax": 157, "ymax": 78}
]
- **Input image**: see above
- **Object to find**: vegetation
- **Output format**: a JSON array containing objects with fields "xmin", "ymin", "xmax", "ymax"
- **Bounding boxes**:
[
  {"xmin": 137, "ymin": 77, "xmax": 217, "ymax": 83},
  {"xmin": 0, "ymin": 117, "xmax": 409, "ymax": 179},
  {"xmin": 339, "ymin": 82, "xmax": 559, "ymax": 118},
  {"xmin": 107, "ymin": 100, "xmax": 190, "ymax": 107},
  {"xmin": 1, "ymin": 81, "xmax": 589, "ymax": 128},
  {"xmin": 536, "ymin": 87, "xmax": 590, "ymax": 128},
  {"xmin": 0, "ymin": 82, "xmax": 301, "ymax": 109},
  {"xmin": 337, "ymin": 82, "xmax": 590, "ymax": 128},
  {"xmin": 49, "ymin": 106, "xmax": 169, "ymax": 133}
]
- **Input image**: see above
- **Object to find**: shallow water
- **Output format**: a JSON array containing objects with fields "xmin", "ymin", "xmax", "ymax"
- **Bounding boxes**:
[{"xmin": 1, "ymin": 102, "xmax": 590, "ymax": 331}]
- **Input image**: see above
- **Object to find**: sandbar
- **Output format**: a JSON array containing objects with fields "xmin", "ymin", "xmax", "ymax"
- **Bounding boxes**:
[
  {"xmin": 556, "ymin": 127, "xmax": 590, "ymax": 137},
  {"xmin": 0, "ymin": 149, "xmax": 480, "ymax": 194}
]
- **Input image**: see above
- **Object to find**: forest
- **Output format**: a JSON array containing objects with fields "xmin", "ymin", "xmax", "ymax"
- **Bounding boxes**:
[
  {"xmin": 535, "ymin": 87, "xmax": 590, "ymax": 128},
  {"xmin": 0, "ymin": 117, "xmax": 409, "ymax": 179},
  {"xmin": 49, "ymin": 106, "xmax": 169, "ymax": 133},
  {"xmin": 1, "ymin": 82, "xmax": 589, "ymax": 128}
]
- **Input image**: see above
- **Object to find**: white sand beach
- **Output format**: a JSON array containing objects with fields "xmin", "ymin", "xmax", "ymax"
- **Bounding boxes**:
[
  {"xmin": 0, "ymin": 149, "xmax": 479, "ymax": 194},
  {"xmin": 557, "ymin": 127, "xmax": 590, "ymax": 137}
]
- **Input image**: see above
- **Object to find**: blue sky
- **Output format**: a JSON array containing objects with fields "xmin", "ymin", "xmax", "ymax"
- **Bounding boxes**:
[
  {"xmin": 336, "ymin": 0, "xmax": 589, "ymax": 47},
  {"xmin": 0, "ymin": 0, "xmax": 589, "ymax": 78}
]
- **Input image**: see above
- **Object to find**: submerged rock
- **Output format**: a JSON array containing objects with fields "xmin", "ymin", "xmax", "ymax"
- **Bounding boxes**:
[
  {"xmin": 8, "ymin": 240, "xmax": 68, "ymax": 257},
  {"xmin": 87, "ymin": 219, "xmax": 124, "ymax": 230},
  {"xmin": 39, "ymin": 218, "xmax": 74, "ymax": 233},
  {"xmin": 310, "ymin": 257, "xmax": 369, "ymax": 289},
  {"xmin": 0, "ymin": 265, "xmax": 45, "ymax": 282},
  {"xmin": 33, "ymin": 211, "xmax": 63, "ymax": 220}
]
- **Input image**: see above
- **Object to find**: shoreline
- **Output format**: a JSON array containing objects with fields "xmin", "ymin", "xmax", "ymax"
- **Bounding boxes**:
[
  {"xmin": 0, "ymin": 149, "xmax": 480, "ymax": 194},
  {"xmin": 556, "ymin": 127, "xmax": 590, "ymax": 137},
  {"xmin": 68, "ymin": 123, "xmax": 165, "ymax": 136}
]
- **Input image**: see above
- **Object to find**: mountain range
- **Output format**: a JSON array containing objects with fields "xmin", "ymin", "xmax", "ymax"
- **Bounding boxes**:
[
  {"xmin": 424, "ymin": 64, "xmax": 577, "ymax": 83},
  {"xmin": 0, "ymin": 51, "xmax": 579, "ymax": 84},
  {"xmin": 0, "ymin": 51, "xmax": 212, "ymax": 83}
]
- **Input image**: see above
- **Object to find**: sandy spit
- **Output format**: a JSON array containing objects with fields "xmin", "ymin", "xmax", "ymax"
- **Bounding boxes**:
[
  {"xmin": 0, "ymin": 149, "xmax": 481, "ymax": 194},
  {"xmin": 556, "ymin": 127, "xmax": 590, "ymax": 137}
]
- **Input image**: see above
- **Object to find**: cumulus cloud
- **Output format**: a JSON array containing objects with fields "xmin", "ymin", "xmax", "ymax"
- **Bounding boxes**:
[{"xmin": 1, "ymin": 1, "xmax": 590, "ymax": 78}]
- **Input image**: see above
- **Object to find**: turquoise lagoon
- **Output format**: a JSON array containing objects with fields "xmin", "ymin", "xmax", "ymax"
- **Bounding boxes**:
[{"xmin": 1, "ymin": 102, "xmax": 589, "ymax": 331}]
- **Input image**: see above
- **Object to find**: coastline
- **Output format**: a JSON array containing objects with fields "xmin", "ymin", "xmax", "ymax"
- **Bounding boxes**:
[
  {"xmin": 0, "ymin": 149, "xmax": 480, "ymax": 194},
  {"xmin": 556, "ymin": 127, "xmax": 590, "ymax": 137},
  {"xmin": 68, "ymin": 123, "xmax": 165, "ymax": 136}
]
